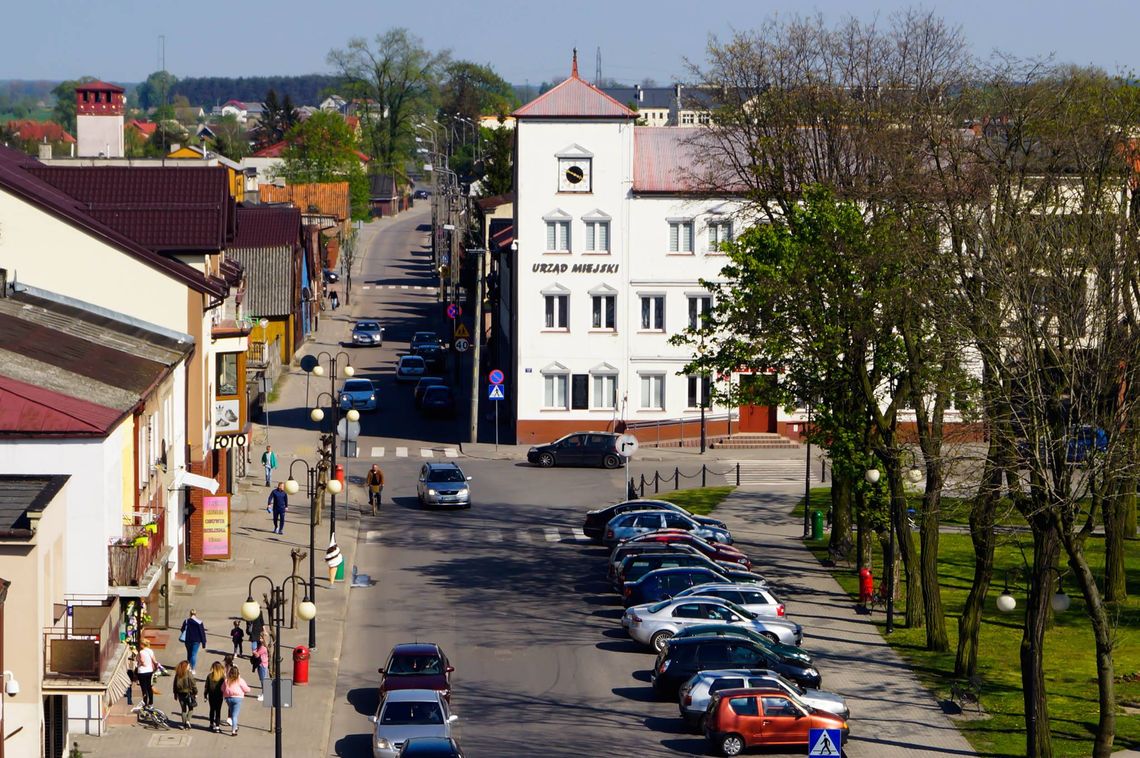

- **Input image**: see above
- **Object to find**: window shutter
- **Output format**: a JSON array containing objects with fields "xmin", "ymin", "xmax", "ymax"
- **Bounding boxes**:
[{"xmin": 599, "ymin": 222, "xmax": 608, "ymax": 251}]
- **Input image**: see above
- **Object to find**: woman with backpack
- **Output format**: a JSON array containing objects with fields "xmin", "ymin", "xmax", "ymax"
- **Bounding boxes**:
[{"xmin": 171, "ymin": 660, "xmax": 198, "ymax": 729}]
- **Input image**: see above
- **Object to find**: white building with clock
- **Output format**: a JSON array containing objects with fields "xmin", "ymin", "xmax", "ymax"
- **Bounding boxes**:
[{"xmin": 503, "ymin": 58, "xmax": 782, "ymax": 445}]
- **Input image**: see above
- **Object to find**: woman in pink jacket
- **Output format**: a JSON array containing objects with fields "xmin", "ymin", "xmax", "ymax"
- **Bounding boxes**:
[{"xmin": 221, "ymin": 666, "xmax": 251, "ymax": 736}]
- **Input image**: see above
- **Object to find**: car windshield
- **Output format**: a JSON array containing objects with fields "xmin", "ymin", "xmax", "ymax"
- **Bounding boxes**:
[
  {"xmin": 401, "ymin": 357, "xmax": 425, "ymax": 368},
  {"xmin": 380, "ymin": 701, "xmax": 444, "ymax": 725},
  {"xmin": 387, "ymin": 654, "xmax": 444, "ymax": 675},
  {"xmin": 427, "ymin": 469, "xmax": 466, "ymax": 483},
  {"xmin": 355, "ymin": 322, "xmax": 380, "ymax": 332},
  {"xmin": 424, "ymin": 387, "xmax": 451, "ymax": 399},
  {"xmin": 412, "ymin": 333, "xmax": 437, "ymax": 344},
  {"xmin": 343, "ymin": 380, "xmax": 372, "ymax": 392}
]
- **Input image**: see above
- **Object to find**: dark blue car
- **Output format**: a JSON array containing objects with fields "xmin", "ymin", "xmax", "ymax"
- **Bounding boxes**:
[
  {"xmin": 1067, "ymin": 426, "xmax": 1107, "ymax": 462},
  {"xmin": 622, "ymin": 566, "xmax": 728, "ymax": 608}
]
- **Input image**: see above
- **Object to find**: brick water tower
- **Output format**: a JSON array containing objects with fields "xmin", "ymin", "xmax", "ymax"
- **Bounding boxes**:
[{"xmin": 75, "ymin": 80, "xmax": 125, "ymax": 157}]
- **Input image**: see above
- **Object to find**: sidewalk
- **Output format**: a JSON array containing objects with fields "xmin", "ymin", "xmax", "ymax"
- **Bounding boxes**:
[{"xmin": 70, "ymin": 214, "xmax": 408, "ymax": 756}]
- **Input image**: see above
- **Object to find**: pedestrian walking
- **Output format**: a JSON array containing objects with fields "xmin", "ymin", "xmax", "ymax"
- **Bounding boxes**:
[
  {"xmin": 172, "ymin": 660, "xmax": 198, "ymax": 729},
  {"xmin": 366, "ymin": 464, "xmax": 385, "ymax": 514},
  {"xmin": 253, "ymin": 637, "xmax": 270, "ymax": 701},
  {"xmin": 179, "ymin": 610, "xmax": 208, "ymax": 674},
  {"xmin": 230, "ymin": 620, "xmax": 245, "ymax": 656},
  {"xmin": 329, "ymin": 289, "xmax": 340, "ymax": 310},
  {"xmin": 136, "ymin": 639, "xmax": 158, "ymax": 707},
  {"xmin": 203, "ymin": 662, "xmax": 226, "ymax": 732},
  {"xmin": 267, "ymin": 482, "xmax": 288, "ymax": 534},
  {"xmin": 248, "ymin": 612, "xmax": 265, "ymax": 652},
  {"xmin": 221, "ymin": 666, "xmax": 251, "ymax": 736},
  {"xmin": 261, "ymin": 445, "xmax": 278, "ymax": 486}
]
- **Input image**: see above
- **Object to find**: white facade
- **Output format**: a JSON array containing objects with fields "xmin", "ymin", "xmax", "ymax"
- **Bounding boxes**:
[
  {"xmin": 76, "ymin": 113, "xmax": 124, "ymax": 158},
  {"xmin": 513, "ymin": 115, "xmax": 741, "ymax": 442}
]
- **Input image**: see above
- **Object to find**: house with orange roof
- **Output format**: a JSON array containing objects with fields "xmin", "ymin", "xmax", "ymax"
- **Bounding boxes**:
[{"xmin": 3, "ymin": 120, "xmax": 76, "ymax": 158}]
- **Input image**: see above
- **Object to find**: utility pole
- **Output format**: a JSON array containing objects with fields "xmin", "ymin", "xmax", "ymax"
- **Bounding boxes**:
[{"xmin": 468, "ymin": 248, "xmax": 485, "ymax": 443}]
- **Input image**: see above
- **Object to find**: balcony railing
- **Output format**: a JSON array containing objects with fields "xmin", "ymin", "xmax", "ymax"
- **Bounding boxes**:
[
  {"xmin": 43, "ymin": 597, "xmax": 121, "ymax": 679},
  {"xmin": 108, "ymin": 508, "xmax": 166, "ymax": 588}
]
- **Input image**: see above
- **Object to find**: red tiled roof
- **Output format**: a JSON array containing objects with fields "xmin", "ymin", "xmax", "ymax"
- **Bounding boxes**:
[
  {"xmin": 259, "ymin": 182, "xmax": 350, "ymax": 221},
  {"xmin": 233, "ymin": 205, "xmax": 302, "ymax": 248},
  {"xmin": 25, "ymin": 164, "xmax": 235, "ymax": 252},
  {"xmin": 514, "ymin": 75, "xmax": 636, "ymax": 120},
  {"xmin": 77, "ymin": 80, "xmax": 125, "ymax": 93},
  {"xmin": 126, "ymin": 119, "xmax": 158, "ymax": 137},
  {"xmin": 6, "ymin": 120, "xmax": 75, "ymax": 143},
  {"xmin": 252, "ymin": 139, "xmax": 369, "ymax": 163},
  {"xmin": 632, "ymin": 127, "xmax": 702, "ymax": 193},
  {"xmin": 0, "ymin": 375, "xmax": 121, "ymax": 436}
]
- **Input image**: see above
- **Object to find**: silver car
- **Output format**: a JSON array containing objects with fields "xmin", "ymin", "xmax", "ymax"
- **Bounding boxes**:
[
  {"xmin": 396, "ymin": 354, "xmax": 427, "ymax": 383},
  {"xmin": 677, "ymin": 669, "xmax": 849, "ymax": 731},
  {"xmin": 416, "ymin": 462, "xmax": 472, "ymax": 508},
  {"xmin": 621, "ymin": 596, "xmax": 803, "ymax": 650},
  {"xmin": 674, "ymin": 583, "xmax": 787, "ymax": 618},
  {"xmin": 371, "ymin": 689, "xmax": 458, "ymax": 758},
  {"xmin": 603, "ymin": 510, "xmax": 732, "ymax": 547},
  {"xmin": 351, "ymin": 320, "xmax": 384, "ymax": 346}
]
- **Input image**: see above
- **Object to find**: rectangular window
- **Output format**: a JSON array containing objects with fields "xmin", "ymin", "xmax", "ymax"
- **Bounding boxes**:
[
  {"xmin": 681, "ymin": 112, "xmax": 695, "ymax": 125},
  {"xmin": 592, "ymin": 294, "xmax": 616, "ymax": 329},
  {"xmin": 545, "ymin": 220, "xmax": 570, "ymax": 251},
  {"xmin": 669, "ymin": 221, "xmax": 694, "ymax": 253},
  {"xmin": 640, "ymin": 374, "xmax": 665, "ymax": 410},
  {"xmin": 592, "ymin": 374, "xmax": 618, "ymax": 409},
  {"xmin": 687, "ymin": 376, "xmax": 711, "ymax": 408},
  {"xmin": 544, "ymin": 294, "xmax": 568, "ymax": 329},
  {"xmin": 708, "ymin": 220, "xmax": 733, "ymax": 251},
  {"xmin": 544, "ymin": 374, "xmax": 568, "ymax": 408},
  {"xmin": 585, "ymin": 221, "xmax": 610, "ymax": 252},
  {"xmin": 688, "ymin": 296, "xmax": 712, "ymax": 330},
  {"xmin": 215, "ymin": 353, "xmax": 239, "ymax": 396},
  {"xmin": 571, "ymin": 374, "xmax": 589, "ymax": 410},
  {"xmin": 640, "ymin": 295, "xmax": 665, "ymax": 331}
]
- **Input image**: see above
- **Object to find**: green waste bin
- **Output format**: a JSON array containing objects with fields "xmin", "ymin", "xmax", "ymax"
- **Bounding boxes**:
[
  {"xmin": 335, "ymin": 562, "xmax": 345, "ymax": 581},
  {"xmin": 811, "ymin": 510, "xmax": 825, "ymax": 541}
]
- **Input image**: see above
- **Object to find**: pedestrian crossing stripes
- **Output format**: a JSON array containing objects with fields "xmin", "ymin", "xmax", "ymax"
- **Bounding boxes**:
[
  {"xmin": 367, "ymin": 526, "xmax": 594, "ymax": 546},
  {"xmin": 359, "ymin": 284, "xmax": 434, "ymax": 291},
  {"xmin": 725, "ymin": 459, "xmax": 810, "ymax": 486},
  {"xmin": 366, "ymin": 446, "xmax": 460, "ymax": 459}
]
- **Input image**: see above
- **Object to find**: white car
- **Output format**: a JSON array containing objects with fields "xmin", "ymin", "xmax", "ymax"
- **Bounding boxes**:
[
  {"xmin": 677, "ymin": 669, "xmax": 849, "ymax": 732},
  {"xmin": 371, "ymin": 689, "xmax": 457, "ymax": 758},
  {"xmin": 621, "ymin": 595, "xmax": 803, "ymax": 650},
  {"xmin": 673, "ymin": 583, "xmax": 787, "ymax": 618},
  {"xmin": 396, "ymin": 355, "xmax": 427, "ymax": 383}
]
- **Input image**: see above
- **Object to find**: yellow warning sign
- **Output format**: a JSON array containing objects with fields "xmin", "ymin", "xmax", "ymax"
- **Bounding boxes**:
[{"xmin": 453, "ymin": 323, "xmax": 470, "ymax": 339}]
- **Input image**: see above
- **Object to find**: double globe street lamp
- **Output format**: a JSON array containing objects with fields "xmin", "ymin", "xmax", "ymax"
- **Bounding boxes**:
[
  {"xmin": 865, "ymin": 460, "xmax": 923, "ymax": 635},
  {"xmin": 305, "ymin": 351, "xmax": 355, "ymax": 541},
  {"xmin": 240, "ymin": 574, "xmax": 317, "ymax": 758},
  {"xmin": 284, "ymin": 458, "xmax": 341, "ymax": 650}
]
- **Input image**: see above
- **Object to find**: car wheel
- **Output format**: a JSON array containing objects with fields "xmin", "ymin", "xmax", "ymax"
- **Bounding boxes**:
[
  {"xmin": 720, "ymin": 733, "xmax": 745, "ymax": 757},
  {"xmin": 602, "ymin": 453, "xmax": 621, "ymax": 469},
  {"xmin": 538, "ymin": 452, "xmax": 555, "ymax": 468},
  {"xmin": 650, "ymin": 630, "xmax": 674, "ymax": 652},
  {"xmin": 762, "ymin": 632, "xmax": 779, "ymax": 643}
]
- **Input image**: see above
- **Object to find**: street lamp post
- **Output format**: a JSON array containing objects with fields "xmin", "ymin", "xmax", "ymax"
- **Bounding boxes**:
[
  {"xmin": 866, "ymin": 457, "xmax": 923, "ymax": 635},
  {"xmin": 308, "ymin": 351, "xmax": 355, "ymax": 538},
  {"xmin": 240, "ymin": 575, "xmax": 316, "ymax": 758},
  {"xmin": 284, "ymin": 459, "xmax": 337, "ymax": 650}
]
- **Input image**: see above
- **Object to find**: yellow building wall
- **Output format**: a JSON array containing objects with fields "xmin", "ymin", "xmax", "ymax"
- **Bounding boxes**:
[{"xmin": 121, "ymin": 415, "xmax": 135, "ymax": 519}]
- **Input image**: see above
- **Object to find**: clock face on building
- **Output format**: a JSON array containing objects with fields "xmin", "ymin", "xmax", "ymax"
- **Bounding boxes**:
[{"xmin": 558, "ymin": 157, "xmax": 591, "ymax": 192}]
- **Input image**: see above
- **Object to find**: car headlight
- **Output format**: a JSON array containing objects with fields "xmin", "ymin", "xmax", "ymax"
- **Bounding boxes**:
[
  {"xmin": 369, "ymin": 394, "xmax": 376, "ymax": 401},
  {"xmin": 428, "ymin": 489, "xmax": 437, "ymax": 495},
  {"xmin": 375, "ymin": 737, "xmax": 391, "ymax": 749}
]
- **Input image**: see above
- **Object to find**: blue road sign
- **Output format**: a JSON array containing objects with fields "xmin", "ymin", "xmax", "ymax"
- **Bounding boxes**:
[
  {"xmin": 807, "ymin": 728, "xmax": 843, "ymax": 756},
  {"xmin": 446, "ymin": 303, "xmax": 461, "ymax": 319},
  {"xmin": 488, "ymin": 384, "xmax": 506, "ymax": 401},
  {"xmin": 488, "ymin": 369, "xmax": 505, "ymax": 385}
]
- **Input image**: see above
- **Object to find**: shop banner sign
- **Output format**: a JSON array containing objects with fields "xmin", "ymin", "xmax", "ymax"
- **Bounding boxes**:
[{"xmin": 202, "ymin": 495, "xmax": 230, "ymax": 558}]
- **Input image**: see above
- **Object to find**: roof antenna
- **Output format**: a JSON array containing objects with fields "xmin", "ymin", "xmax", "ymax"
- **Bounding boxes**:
[
  {"xmin": 595, "ymin": 46, "xmax": 602, "ymax": 87},
  {"xmin": 571, "ymin": 48, "xmax": 578, "ymax": 79}
]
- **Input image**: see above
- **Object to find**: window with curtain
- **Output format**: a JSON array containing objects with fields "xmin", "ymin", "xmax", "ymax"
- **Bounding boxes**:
[
  {"xmin": 640, "ymin": 374, "xmax": 665, "ymax": 409},
  {"xmin": 640, "ymin": 295, "xmax": 665, "ymax": 330},
  {"xmin": 544, "ymin": 373, "xmax": 569, "ymax": 408},
  {"xmin": 585, "ymin": 220, "xmax": 610, "ymax": 252},
  {"xmin": 545, "ymin": 220, "xmax": 570, "ymax": 251},
  {"xmin": 544, "ymin": 294, "xmax": 568, "ymax": 329},
  {"xmin": 669, "ymin": 221, "xmax": 694, "ymax": 253},
  {"xmin": 592, "ymin": 373, "xmax": 617, "ymax": 409},
  {"xmin": 592, "ymin": 294, "xmax": 616, "ymax": 329}
]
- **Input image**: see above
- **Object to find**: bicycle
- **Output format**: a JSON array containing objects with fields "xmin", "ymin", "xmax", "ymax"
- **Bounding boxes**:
[{"xmin": 134, "ymin": 702, "xmax": 170, "ymax": 730}]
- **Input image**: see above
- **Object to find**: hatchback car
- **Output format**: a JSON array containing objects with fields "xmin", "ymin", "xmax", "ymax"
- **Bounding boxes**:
[
  {"xmin": 396, "ymin": 355, "xmax": 427, "ymax": 383},
  {"xmin": 604, "ymin": 510, "xmax": 732, "ymax": 547},
  {"xmin": 623, "ymin": 566, "xmax": 729, "ymax": 607},
  {"xmin": 704, "ymin": 687, "xmax": 848, "ymax": 756},
  {"xmin": 412, "ymin": 340, "xmax": 447, "ymax": 370},
  {"xmin": 622, "ymin": 596, "xmax": 802, "ymax": 650},
  {"xmin": 323, "ymin": 268, "xmax": 340, "ymax": 284},
  {"xmin": 377, "ymin": 643, "xmax": 454, "ymax": 702},
  {"xmin": 339, "ymin": 378, "xmax": 378, "ymax": 412},
  {"xmin": 607, "ymin": 542, "xmax": 704, "ymax": 583},
  {"xmin": 413, "ymin": 377, "xmax": 447, "ymax": 407},
  {"xmin": 674, "ymin": 583, "xmax": 787, "ymax": 618},
  {"xmin": 351, "ymin": 320, "xmax": 384, "ymax": 347},
  {"xmin": 651, "ymin": 636, "xmax": 821, "ymax": 697},
  {"xmin": 615, "ymin": 552, "xmax": 731, "ymax": 592},
  {"xmin": 416, "ymin": 462, "xmax": 471, "ymax": 508},
  {"xmin": 371, "ymin": 689, "xmax": 458, "ymax": 758},
  {"xmin": 623, "ymin": 530, "xmax": 751, "ymax": 569},
  {"xmin": 397, "ymin": 737, "xmax": 465, "ymax": 757},
  {"xmin": 678, "ymin": 670, "xmax": 849, "ymax": 732},
  {"xmin": 583, "ymin": 499, "xmax": 729, "ymax": 543},
  {"xmin": 527, "ymin": 432, "xmax": 627, "ymax": 469},
  {"xmin": 420, "ymin": 385, "xmax": 456, "ymax": 417}
]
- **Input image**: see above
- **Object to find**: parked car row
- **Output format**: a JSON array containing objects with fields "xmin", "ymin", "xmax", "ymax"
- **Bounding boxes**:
[
  {"xmin": 371, "ymin": 643, "xmax": 465, "ymax": 757},
  {"xmin": 584, "ymin": 498, "xmax": 851, "ymax": 756}
]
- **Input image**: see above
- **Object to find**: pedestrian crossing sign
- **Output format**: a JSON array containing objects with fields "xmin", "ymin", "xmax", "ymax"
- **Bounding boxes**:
[
  {"xmin": 808, "ymin": 728, "xmax": 842, "ymax": 756},
  {"xmin": 488, "ymin": 384, "xmax": 505, "ymax": 401},
  {"xmin": 453, "ymin": 323, "xmax": 470, "ymax": 339}
]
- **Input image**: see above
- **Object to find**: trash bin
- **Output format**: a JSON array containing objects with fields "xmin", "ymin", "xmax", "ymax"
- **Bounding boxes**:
[
  {"xmin": 293, "ymin": 645, "xmax": 311, "ymax": 685},
  {"xmin": 811, "ymin": 509, "xmax": 825, "ymax": 540},
  {"xmin": 334, "ymin": 464, "xmax": 345, "ymax": 488}
]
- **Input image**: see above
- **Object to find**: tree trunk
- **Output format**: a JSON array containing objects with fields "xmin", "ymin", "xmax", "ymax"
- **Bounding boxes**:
[
  {"xmin": 829, "ymin": 475, "xmax": 853, "ymax": 558},
  {"xmin": 888, "ymin": 465, "xmax": 924, "ymax": 628},
  {"xmin": 1104, "ymin": 478, "xmax": 1131, "ymax": 601},
  {"xmin": 954, "ymin": 442, "xmax": 1001, "ymax": 677},
  {"xmin": 920, "ymin": 472, "xmax": 949, "ymax": 651},
  {"xmin": 1020, "ymin": 515, "xmax": 1060, "ymax": 758}
]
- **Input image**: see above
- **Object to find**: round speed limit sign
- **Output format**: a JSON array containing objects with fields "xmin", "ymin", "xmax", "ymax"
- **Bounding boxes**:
[{"xmin": 454, "ymin": 338, "xmax": 470, "ymax": 352}]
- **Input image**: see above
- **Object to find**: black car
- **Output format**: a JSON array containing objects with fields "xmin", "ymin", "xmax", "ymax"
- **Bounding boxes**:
[
  {"xmin": 527, "ymin": 432, "xmax": 627, "ymax": 469},
  {"xmin": 615, "ymin": 552, "xmax": 729, "ymax": 592},
  {"xmin": 607, "ymin": 542, "xmax": 703, "ymax": 582},
  {"xmin": 420, "ymin": 385, "xmax": 456, "ymax": 417},
  {"xmin": 323, "ymin": 268, "xmax": 340, "ymax": 284},
  {"xmin": 583, "ymin": 499, "xmax": 729, "ymax": 543},
  {"xmin": 413, "ymin": 376, "xmax": 448, "ymax": 407},
  {"xmin": 623, "ymin": 566, "xmax": 728, "ymax": 608},
  {"xmin": 413, "ymin": 189, "xmax": 431, "ymax": 200},
  {"xmin": 412, "ymin": 341, "xmax": 447, "ymax": 370},
  {"xmin": 651, "ymin": 636, "xmax": 821, "ymax": 697}
]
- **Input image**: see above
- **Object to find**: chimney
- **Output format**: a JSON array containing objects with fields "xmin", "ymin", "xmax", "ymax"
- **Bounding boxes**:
[
  {"xmin": 170, "ymin": 143, "xmax": 181, "ymax": 152},
  {"xmin": 635, "ymin": 84, "xmax": 643, "ymax": 102},
  {"xmin": 38, "ymin": 142, "xmax": 53, "ymax": 160}
]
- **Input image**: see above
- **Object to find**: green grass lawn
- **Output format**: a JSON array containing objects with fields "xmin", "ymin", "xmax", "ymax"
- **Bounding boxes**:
[
  {"xmin": 803, "ymin": 487, "xmax": 1140, "ymax": 757},
  {"xmin": 655, "ymin": 486, "xmax": 735, "ymax": 516}
]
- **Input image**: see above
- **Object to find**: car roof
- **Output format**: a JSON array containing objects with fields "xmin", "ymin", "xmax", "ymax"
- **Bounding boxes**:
[
  {"xmin": 416, "ymin": 376, "xmax": 445, "ymax": 383},
  {"xmin": 684, "ymin": 584, "xmax": 771, "ymax": 595},
  {"xmin": 382, "ymin": 688, "xmax": 447, "ymax": 703},
  {"xmin": 713, "ymin": 686, "xmax": 790, "ymax": 699},
  {"xmin": 400, "ymin": 355, "xmax": 425, "ymax": 363},
  {"xmin": 423, "ymin": 385, "xmax": 452, "ymax": 394},
  {"xmin": 423, "ymin": 461, "xmax": 463, "ymax": 472},
  {"xmin": 390, "ymin": 642, "xmax": 443, "ymax": 656},
  {"xmin": 637, "ymin": 566, "xmax": 721, "ymax": 582},
  {"xmin": 664, "ymin": 634, "xmax": 740, "ymax": 648},
  {"xmin": 354, "ymin": 320, "xmax": 380, "ymax": 326},
  {"xmin": 696, "ymin": 668, "xmax": 780, "ymax": 680},
  {"xmin": 344, "ymin": 378, "xmax": 373, "ymax": 387}
]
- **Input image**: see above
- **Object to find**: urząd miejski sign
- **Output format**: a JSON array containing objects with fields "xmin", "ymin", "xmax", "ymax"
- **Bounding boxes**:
[{"xmin": 533, "ymin": 263, "xmax": 619, "ymax": 273}]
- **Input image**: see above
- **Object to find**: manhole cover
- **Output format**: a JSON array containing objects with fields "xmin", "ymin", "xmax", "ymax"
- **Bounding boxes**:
[{"xmin": 147, "ymin": 733, "xmax": 192, "ymax": 748}]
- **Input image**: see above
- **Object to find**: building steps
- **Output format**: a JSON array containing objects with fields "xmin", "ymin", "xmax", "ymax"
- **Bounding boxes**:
[{"xmin": 710, "ymin": 433, "xmax": 801, "ymax": 449}]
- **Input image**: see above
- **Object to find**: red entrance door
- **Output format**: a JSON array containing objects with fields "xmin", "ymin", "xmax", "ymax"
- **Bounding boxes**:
[{"xmin": 738, "ymin": 374, "xmax": 777, "ymax": 433}]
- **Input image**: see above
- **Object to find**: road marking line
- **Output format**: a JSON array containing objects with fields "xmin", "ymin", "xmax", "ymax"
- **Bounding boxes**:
[
  {"xmin": 444, "ymin": 447, "xmax": 459, "ymax": 458},
  {"xmin": 544, "ymin": 527, "xmax": 561, "ymax": 542},
  {"xmin": 365, "ymin": 530, "xmax": 383, "ymax": 543},
  {"xmin": 429, "ymin": 530, "xmax": 445, "ymax": 542},
  {"xmin": 421, "ymin": 448, "xmax": 435, "ymax": 458},
  {"xmin": 517, "ymin": 530, "xmax": 531, "ymax": 543},
  {"xmin": 486, "ymin": 530, "xmax": 502, "ymax": 542},
  {"xmin": 363, "ymin": 285, "xmax": 371, "ymax": 290},
  {"xmin": 370, "ymin": 446, "xmax": 384, "ymax": 457},
  {"xmin": 396, "ymin": 447, "xmax": 408, "ymax": 457},
  {"xmin": 401, "ymin": 285, "xmax": 410, "ymax": 290},
  {"xmin": 572, "ymin": 528, "xmax": 590, "ymax": 542}
]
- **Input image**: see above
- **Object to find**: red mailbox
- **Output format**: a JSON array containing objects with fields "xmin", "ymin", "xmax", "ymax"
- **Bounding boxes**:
[
  {"xmin": 859, "ymin": 567, "xmax": 874, "ymax": 605},
  {"xmin": 335, "ymin": 464, "xmax": 345, "ymax": 488},
  {"xmin": 293, "ymin": 645, "xmax": 311, "ymax": 685}
]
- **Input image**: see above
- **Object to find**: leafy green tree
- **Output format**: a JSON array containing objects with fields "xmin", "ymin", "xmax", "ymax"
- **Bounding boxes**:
[
  {"xmin": 478, "ymin": 120, "xmax": 514, "ymax": 197},
  {"xmin": 277, "ymin": 111, "xmax": 369, "ymax": 219},
  {"xmin": 439, "ymin": 61, "xmax": 517, "ymax": 122},
  {"xmin": 209, "ymin": 114, "xmax": 250, "ymax": 160},
  {"xmin": 50, "ymin": 76, "xmax": 97, "ymax": 133},
  {"xmin": 255, "ymin": 89, "xmax": 297, "ymax": 149},
  {"xmin": 137, "ymin": 70, "xmax": 178, "ymax": 112}
]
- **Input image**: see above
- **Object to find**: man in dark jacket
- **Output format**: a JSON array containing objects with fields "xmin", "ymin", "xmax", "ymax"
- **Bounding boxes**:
[{"xmin": 267, "ymin": 483, "xmax": 288, "ymax": 535}]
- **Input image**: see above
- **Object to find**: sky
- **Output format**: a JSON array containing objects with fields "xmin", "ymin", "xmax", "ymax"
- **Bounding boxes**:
[{"xmin": 4, "ymin": 0, "xmax": 1140, "ymax": 86}]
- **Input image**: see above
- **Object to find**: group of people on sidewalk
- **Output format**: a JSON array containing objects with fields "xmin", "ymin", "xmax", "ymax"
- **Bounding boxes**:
[{"xmin": 128, "ymin": 609, "xmax": 276, "ymax": 736}]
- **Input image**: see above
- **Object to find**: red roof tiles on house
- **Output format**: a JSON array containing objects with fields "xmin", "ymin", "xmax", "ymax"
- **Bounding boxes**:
[
  {"xmin": 233, "ymin": 205, "xmax": 303, "ymax": 248},
  {"xmin": 514, "ymin": 75, "xmax": 636, "ymax": 120},
  {"xmin": 633, "ymin": 127, "xmax": 700, "ymax": 193},
  {"xmin": 0, "ymin": 375, "xmax": 122, "ymax": 436},
  {"xmin": 6, "ymin": 120, "xmax": 75, "ymax": 143},
  {"xmin": 76, "ymin": 80, "xmax": 125, "ymax": 93},
  {"xmin": 126, "ymin": 119, "xmax": 158, "ymax": 138}
]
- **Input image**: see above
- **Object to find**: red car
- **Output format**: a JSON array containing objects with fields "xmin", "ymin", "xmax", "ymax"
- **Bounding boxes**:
[
  {"xmin": 377, "ymin": 643, "xmax": 454, "ymax": 702},
  {"xmin": 628, "ymin": 530, "xmax": 752, "ymax": 569},
  {"xmin": 705, "ymin": 687, "xmax": 849, "ymax": 756}
]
